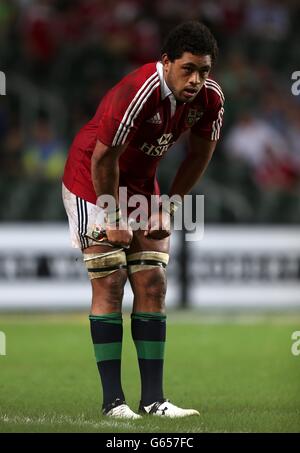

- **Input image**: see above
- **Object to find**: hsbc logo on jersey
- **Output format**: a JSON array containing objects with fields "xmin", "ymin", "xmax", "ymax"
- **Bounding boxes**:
[
  {"xmin": 140, "ymin": 133, "xmax": 175, "ymax": 157},
  {"xmin": 157, "ymin": 133, "xmax": 173, "ymax": 145}
]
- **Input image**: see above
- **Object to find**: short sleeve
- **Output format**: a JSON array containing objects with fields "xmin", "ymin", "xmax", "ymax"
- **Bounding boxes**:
[{"xmin": 192, "ymin": 82, "xmax": 225, "ymax": 141}]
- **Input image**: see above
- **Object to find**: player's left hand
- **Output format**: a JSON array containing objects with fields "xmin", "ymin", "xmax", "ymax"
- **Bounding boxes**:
[{"xmin": 144, "ymin": 210, "xmax": 171, "ymax": 240}]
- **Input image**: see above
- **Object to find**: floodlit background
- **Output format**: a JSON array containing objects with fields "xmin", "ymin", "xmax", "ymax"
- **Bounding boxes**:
[{"xmin": 0, "ymin": 0, "xmax": 300, "ymax": 433}]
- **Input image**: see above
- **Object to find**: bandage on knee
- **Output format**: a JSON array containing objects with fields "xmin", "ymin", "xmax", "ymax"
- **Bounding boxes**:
[
  {"xmin": 126, "ymin": 251, "xmax": 169, "ymax": 275},
  {"xmin": 83, "ymin": 249, "xmax": 127, "ymax": 279}
]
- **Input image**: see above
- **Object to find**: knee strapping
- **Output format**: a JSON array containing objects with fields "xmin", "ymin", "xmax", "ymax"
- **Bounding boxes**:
[
  {"xmin": 83, "ymin": 249, "xmax": 127, "ymax": 279},
  {"xmin": 126, "ymin": 251, "xmax": 169, "ymax": 275}
]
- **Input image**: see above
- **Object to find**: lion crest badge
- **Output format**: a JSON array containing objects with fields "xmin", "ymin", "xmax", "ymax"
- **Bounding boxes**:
[{"xmin": 186, "ymin": 109, "xmax": 204, "ymax": 127}]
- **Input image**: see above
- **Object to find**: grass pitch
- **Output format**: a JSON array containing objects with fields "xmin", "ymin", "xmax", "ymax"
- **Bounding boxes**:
[{"xmin": 0, "ymin": 311, "xmax": 299, "ymax": 433}]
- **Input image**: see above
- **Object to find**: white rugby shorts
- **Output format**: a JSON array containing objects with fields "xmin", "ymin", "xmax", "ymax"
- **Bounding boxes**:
[{"xmin": 62, "ymin": 183, "xmax": 107, "ymax": 249}]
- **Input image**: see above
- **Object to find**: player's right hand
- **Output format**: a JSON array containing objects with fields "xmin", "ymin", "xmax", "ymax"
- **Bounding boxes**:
[{"xmin": 105, "ymin": 220, "xmax": 133, "ymax": 248}]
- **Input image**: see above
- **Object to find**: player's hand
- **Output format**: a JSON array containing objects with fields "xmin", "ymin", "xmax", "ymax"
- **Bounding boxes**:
[
  {"xmin": 106, "ymin": 219, "xmax": 133, "ymax": 248},
  {"xmin": 144, "ymin": 210, "xmax": 171, "ymax": 240}
]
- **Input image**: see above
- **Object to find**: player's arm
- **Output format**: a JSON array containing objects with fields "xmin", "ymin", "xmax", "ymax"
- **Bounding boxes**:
[
  {"xmin": 91, "ymin": 139, "xmax": 132, "ymax": 247},
  {"xmin": 93, "ymin": 68, "xmax": 158, "ymax": 242},
  {"xmin": 169, "ymin": 132, "xmax": 217, "ymax": 198},
  {"xmin": 145, "ymin": 134, "xmax": 216, "ymax": 240},
  {"xmin": 91, "ymin": 139, "xmax": 126, "ymax": 205},
  {"xmin": 146, "ymin": 133, "xmax": 216, "ymax": 240},
  {"xmin": 169, "ymin": 85, "xmax": 224, "ymax": 198}
]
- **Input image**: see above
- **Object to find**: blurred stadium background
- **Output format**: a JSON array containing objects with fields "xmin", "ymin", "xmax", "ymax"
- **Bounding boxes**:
[
  {"xmin": 0, "ymin": 0, "xmax": 299, "ymax": 310},
  {"xmin": 0, "ymin": 0, "xmax": 300, "ymax": 433}
]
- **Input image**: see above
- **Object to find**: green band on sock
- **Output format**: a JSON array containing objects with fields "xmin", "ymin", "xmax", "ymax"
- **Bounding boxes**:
[
  {"xmin": 93, "ymin": 342, "xmax": 122, "ymax": 362},
  {"xmin": 89, "ymin": 313, "xmax": 122, "ymax": 325},
  {"xmin": 134, "ymin": 340, "xmax": 165, "ymax": 359},
  {"xmin": 131, "ymin": 312, "xmax": 166, "ymax": 322}
]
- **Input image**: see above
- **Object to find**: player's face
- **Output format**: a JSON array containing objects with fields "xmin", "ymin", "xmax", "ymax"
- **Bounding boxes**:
[{"xmin": 162, "ymin": 52, "xmax": 212, "ymax": 103}]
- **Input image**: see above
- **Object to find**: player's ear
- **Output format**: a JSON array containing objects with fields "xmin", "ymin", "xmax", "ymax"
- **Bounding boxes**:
[{"xmin": 161, "ymin": 53, "xmax": 170, "ymax": 70}]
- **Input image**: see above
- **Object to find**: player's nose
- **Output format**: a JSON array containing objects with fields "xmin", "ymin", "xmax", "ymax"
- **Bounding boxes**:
[{"xmin": 189, "ymin": 72, "xmax": 201, "ymax": 86}]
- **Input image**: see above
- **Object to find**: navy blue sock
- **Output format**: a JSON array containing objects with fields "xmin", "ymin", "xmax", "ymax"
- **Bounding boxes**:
[
  {"xmin": 89, "ymin": 313, "xmax": 125, "ymax": 408},
  {"xmin": 131, "ymin": 312, "xmax": 166, "ymax": 406}
]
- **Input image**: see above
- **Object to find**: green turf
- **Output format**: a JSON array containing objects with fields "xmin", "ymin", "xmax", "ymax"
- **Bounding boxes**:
[{"xmin": 0, "ymin": 312, "xmax": 300, "ymax": 433}]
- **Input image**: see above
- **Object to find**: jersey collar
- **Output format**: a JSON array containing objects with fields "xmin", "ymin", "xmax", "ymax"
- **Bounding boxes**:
[{"xmin": 156, "ymin": 61, "xmax": 172, "ymax": 100}]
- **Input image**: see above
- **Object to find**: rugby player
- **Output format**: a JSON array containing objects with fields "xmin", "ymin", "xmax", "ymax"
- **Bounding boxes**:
[{"xmin": 62, "ymin": 21, "xmax": 224, "ymax": 419}]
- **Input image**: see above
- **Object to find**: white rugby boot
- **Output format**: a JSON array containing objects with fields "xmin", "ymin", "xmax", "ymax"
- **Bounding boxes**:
[
  {"xmin": 139, "ymin": 399, "xmax": 200, "ymax": 418},
  {"xmin": 103, "ymin": 399, "xmax": 142, "ymax": 420}
]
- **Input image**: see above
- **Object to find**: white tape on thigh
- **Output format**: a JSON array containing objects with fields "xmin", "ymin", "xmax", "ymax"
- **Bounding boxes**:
[
  {"xmin": 126, "ymin": 251, "xmax": 169, "ymax": 275},
  {"xmin": 83, "ymin": 249, "xmax": 127, "ymax": 279}
]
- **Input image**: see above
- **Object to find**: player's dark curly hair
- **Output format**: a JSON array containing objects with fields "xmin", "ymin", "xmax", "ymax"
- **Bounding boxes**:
[{"xmin": 161, "ymin": 21, "xmax": 218, "ymax": 65}]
